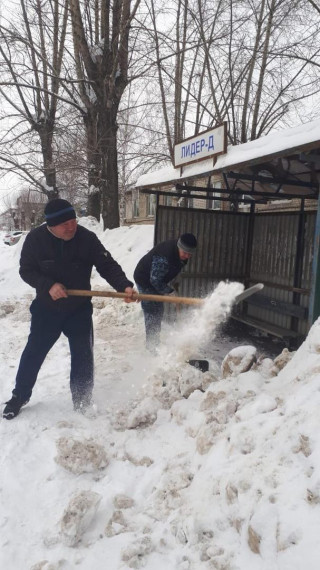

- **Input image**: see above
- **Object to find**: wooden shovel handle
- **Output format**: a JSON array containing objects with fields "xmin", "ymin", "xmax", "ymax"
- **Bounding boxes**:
[{"xmin": 66, "ymin": 289, "xmax": 204, "ymax": 306}]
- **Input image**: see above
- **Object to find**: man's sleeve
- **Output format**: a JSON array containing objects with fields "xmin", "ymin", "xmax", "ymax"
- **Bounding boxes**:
[
  {"xmin": 150, "ymin": 255, "xmax": 174, "ymax": 295},
  {"xmin": 91, "ymin": 234, "xmax": 133, "ymax": 291},
  {"xmin": 19, "ymin": 234, "xmax": 55, "ymax": 293}
]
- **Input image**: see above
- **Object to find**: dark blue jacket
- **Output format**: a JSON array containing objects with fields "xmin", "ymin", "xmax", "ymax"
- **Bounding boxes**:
[
  {"xmin": 19, "ymin": 224, "xmax": 133, "ymax": 312},
  {"xmin": 134, "ymin": 239, "xmax": 187, "ymax": 294}
]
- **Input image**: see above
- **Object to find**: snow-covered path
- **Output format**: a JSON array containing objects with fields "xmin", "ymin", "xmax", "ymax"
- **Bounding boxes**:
[{"xmin": 1, "ymin": 222, "xmax": 320, "ymax": 570}]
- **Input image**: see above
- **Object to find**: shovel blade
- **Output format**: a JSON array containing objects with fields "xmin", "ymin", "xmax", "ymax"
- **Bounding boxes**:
[
  {"xmin": 187, "ymin": 359, "xmax": 209, "ymax": 373},
  {"xmin": 234, "ymin": 283, "xmax": 264, "ymax": 305}
]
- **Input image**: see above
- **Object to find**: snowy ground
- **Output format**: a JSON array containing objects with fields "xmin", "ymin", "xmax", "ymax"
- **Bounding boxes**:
[{"xmin": 1, "ymin": 220, "xmax": 320, "ymax": 570}]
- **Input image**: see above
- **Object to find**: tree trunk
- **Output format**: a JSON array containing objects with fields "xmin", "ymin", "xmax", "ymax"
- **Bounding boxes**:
[
  {"xmin": 68, "ymin": 0, "xmax": 140, "ymax": 228},
  {"xmin": 241, "ymin": 0, "xmax": 265, "ymax": 143},
  {"xmin": 99, "ymin": 106, "xmax": 120, "ymax": 229},
  {"xmin": 38, "ymin": 124, "xmax": 59, "ymax": 198},
  {"xmin": 88, "ymin": 174, "xmax": 101, "ymax": 221},
  {"xmin": 85, "ymin": 108, "xmax": 101, "ymax": 221},
  {"xmin": 251, "ymin": 0, "xmax": 275, "ymax": 140}
]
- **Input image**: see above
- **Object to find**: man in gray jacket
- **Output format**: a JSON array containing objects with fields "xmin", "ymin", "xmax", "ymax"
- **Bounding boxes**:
[{"xmin": 134, "ymin": 233, "xmax": 197, "ymax": 353}]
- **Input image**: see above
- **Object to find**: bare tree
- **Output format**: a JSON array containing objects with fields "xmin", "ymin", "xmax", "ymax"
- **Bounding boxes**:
[
  {"xmin": 306, "ymin": 0, "xmax": 320, "ymax": 14},
  {"xmin": 0, "ymin": 0, "xmax": 69, "ymax": 199},
  {"xmin": 143, "ymin": 0, "xmax": 320, "ymax": 152},
  {"xmin": 0, "ymin": 0, "xmax": 319, "ymax": 223},
  {"xmin": 69, "ymin": 0, "xmax": 142, "ymax": 229}
]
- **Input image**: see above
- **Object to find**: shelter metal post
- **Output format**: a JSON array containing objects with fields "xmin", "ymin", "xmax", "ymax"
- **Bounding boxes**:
[
  {"xmin": 153, "ymin": 192, "xmax": 160, "ymax": 245},
  {"xmin": 309, "ymin": 194, "xmax": 320, "ymax": 326},
  {"xmin": 245, "ymin": 201, "xmax": 255, "ymax": 285},
  {"xmin": 291, "ymin": 199, "xmax": 305, "ymax": 332}
]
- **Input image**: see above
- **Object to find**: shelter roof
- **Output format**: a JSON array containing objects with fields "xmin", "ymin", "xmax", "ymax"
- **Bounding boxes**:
[{"xmin": 136, "ymin": 118, "xmax": 320, "ymax": 199}]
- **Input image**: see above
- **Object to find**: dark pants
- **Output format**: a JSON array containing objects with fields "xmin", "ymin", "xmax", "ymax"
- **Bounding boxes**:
[
  {"xmin": 137, "ymin": 286, "xmax": 164, "ymax": 352},
  {"xmin": 13, "ymin": 299, "xmax": 94, "ymax": 406}
]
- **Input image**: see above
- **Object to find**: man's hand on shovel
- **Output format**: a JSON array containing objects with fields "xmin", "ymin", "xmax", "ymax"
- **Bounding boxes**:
[
  {"xmin": 49, "ymin": 282, "xmax": 68, "ymax": 301},
  {"xmin": 124, "ymin": 287, "xmax": 138, "ymax": 303}
]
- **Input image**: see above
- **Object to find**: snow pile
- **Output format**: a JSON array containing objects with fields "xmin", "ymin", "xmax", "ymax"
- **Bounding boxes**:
[
  {"xmin": 221, "ymin": 345, "xmax": 257, "ymax": 378},
  {"xmin": 60, "ymin": 490, "xmax": 102, "ymax": 547},
  {"xmin": 55, "ymin": 436, "xmax": 109, "ymax": 474},
  {"xmin": 0, "ymin": 220, "xmax": 320, "ymax": 570}
]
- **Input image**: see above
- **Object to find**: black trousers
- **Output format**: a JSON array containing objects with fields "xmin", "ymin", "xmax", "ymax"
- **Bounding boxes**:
[
  {"xmin": 137, "ymin": 285, "xmax": 164, "ymax": 352},
  {"xmin": 13, "ymin": 299, "xmax": 94, "ymax": 406}
]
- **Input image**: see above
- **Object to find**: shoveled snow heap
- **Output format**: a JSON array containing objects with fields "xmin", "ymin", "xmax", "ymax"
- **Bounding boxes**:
[
  {"xmin": 0, "ymin": 220, "xmax": 320, "ymax": 570},
  {"xmin": 166, "ymin": 280, "xmax": 244, "ymax": 363}
]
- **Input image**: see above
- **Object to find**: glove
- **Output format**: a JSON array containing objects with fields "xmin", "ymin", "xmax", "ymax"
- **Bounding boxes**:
[{"xmin": 172, "ymin": 282, "xmax": 180, "ymax": 293}]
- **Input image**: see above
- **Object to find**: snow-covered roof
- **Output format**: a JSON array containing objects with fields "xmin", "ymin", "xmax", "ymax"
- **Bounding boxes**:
[{"xmin": 135, "ymin": 118, "xmax": 320, "ymax": 189}]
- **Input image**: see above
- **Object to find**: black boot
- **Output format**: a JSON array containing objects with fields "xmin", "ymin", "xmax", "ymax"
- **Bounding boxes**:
[
  {"xmin": 73, "ymin": 397, "xmax": 91, "ymax": 413},
  {"xmin": 3, "ymin": 394, "xmax": 29, "ymax": 420}
]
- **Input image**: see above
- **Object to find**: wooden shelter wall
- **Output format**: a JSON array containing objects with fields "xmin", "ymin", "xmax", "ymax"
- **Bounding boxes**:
[{"xmin": 155, "ymin": 206, "xmax": 315, "ymax": 337}]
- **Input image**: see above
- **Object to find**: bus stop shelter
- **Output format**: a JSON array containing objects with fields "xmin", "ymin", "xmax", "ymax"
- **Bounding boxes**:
[{"xmin": 135, "ymin": 119, "xmax": 320, "ymax": 344}]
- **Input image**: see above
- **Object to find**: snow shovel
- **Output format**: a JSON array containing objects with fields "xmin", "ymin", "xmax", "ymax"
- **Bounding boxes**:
[
  {"xmin": 67, "ymin": 283, "xmax": 264, "ymax": 372},
  {"xmin": 66, "ymin": 282, "xmax": 264, "ymax": 307}
]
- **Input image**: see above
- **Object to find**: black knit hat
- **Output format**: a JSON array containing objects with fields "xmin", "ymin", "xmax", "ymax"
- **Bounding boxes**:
[
  {"xmin": 44, "ymin": 199, "xmax": 76, "ymax": 227},
  {"xmin": 177, "ymin": 233, "xmax": 197, "ymax": 253}
]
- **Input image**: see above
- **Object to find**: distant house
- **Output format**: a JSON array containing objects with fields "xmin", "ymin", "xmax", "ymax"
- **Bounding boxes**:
[
  {"xmin": 0, "ymin": 208, "xmax": 16, "ymax": 231},
  {"xmin": 124, "ymin": 186, "xmax": 157, "ymax": 224},
  {"xmin": 15, "ymin": 194, "xmax": 47, "ymax": 230},
  {"xmin": 0, "ymin": 192, "xmax": 47, "ymax": 231},
  {"xmin": 124, "ymin": 174, "xmax": 225, "ymax": 225}
]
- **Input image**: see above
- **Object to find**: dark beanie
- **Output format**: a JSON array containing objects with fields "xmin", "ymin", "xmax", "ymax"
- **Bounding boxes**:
[
  {"xmin": 44, "ymin": 199, "xmax": 76, "ymax": 227},
  {"xmin": 177, "ymin": 233, "xmax": 197, "ymax": 253}
]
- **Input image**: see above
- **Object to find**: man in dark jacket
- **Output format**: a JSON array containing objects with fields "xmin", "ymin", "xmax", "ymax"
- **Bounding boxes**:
[
  {"xmin": 3, "ymin": 199, "xmax": 135, "ymax": 419},
  {"xmin": 134, "ymin": 233, "xmax": 197, "ymax": 353}
]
